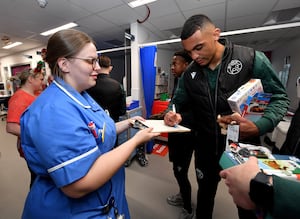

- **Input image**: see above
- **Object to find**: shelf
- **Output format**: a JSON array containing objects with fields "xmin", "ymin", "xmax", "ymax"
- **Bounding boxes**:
[{"xmin": 155, "ymin": 67, "xmax": 169, "ymax": 100}]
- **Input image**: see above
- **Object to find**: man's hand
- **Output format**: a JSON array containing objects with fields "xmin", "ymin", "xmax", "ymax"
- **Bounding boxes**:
[
  {"xmin": 164, "ymin": 111, "xmax": 182, "ymax": 127},
  {"xmin": 217, "ymin": 113, "xmax": 259, "ymax": 140}
]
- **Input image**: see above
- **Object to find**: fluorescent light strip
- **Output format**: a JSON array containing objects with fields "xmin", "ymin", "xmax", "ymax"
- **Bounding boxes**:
[
  {"xmin": 40, "ymin": 22, "xmax": 78, "ymax": 36},
  {"xmin": 3, "ymin": 42, "xmax": 23, "ymax": 49},
  {"xmin": 221, "ymin": 21, "xmax": 300, "ymax": 36},
  {"xmin": 139, "ymin": 22, "xmax": 300, "ymax": 47},
  {"xmin": 141, "ymin": 38, "xmax": 180, "ymax": 47},
  {"xmin": 98, "ymin": 46, "xmax": 131, "ymax": 54},
  {"xmin": 128, "ymin": 0, "xmax": 157, "ymax": 8}
]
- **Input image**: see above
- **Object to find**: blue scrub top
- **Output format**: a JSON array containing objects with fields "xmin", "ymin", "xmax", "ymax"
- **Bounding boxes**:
[{"xmin": 20, "ymin": 78, "xmax": 130, "ymax": 219}]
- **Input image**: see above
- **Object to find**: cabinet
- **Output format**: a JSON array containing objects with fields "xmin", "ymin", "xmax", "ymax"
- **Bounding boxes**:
[
  {"xmin": 118, "ymin": 107, "xmax": 143, "ymax": 164},
  {"xmin": 0, "ymin": 95, "xmax": 10, "ymax": 121},
  {"xmin": 118, "ymin": 106, "xmax": 142, "ymax": 144},
  {"xmin": 154, "ymin": 67, "xmax": 168, "ymax": 99}
]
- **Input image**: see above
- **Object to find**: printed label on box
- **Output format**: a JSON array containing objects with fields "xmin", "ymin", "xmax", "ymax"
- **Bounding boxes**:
[{"xmin": 227, "ymin": 79, "xmax": 263, "ymax": 114}]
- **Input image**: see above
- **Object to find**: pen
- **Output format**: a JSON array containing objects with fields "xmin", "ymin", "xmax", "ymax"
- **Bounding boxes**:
[
  {"xmin": 172, "ymin": 104, "xmax": 176, "ymax": 113},
  {"xmin": 241, "ymin": 105, "xmax": 248, "ymax": 117},
  {"xmin": 172, "ymin": 104, "xmax": 178, "ymax": 127},
  {"xmin": 101, "ymin": 122, "xmax": 105, "ymax": 142},
  {"xmin": 88, "ymin": 121, "xmax": 98, "ymax": 138},
  {"xmin": 241, "ymin": 96, "xmax": 253, "ymax": 117}
]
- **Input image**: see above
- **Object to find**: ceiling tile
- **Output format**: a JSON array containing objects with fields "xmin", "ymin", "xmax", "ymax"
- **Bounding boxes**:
[{"xmin": 0, "ymin": 0, "xmax": 299, "ymax": 57}]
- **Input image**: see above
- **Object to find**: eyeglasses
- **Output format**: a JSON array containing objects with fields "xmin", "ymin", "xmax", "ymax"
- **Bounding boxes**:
[{"xmin": 69, "ymin": 57, "xmax": 99, "ymax": 70}]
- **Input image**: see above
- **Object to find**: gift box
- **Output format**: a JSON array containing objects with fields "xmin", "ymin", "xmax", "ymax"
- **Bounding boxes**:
[{"xmin": 227, "ymin": 79, "xmax": 263, "ymax": 114}]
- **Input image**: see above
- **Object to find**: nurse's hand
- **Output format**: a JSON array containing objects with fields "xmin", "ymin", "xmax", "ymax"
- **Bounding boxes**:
[
  {"xmin": 130, "ymin": 116, "xmax": 145, "ymax": 122},
  {"xmin": 116, "ymin": 116, "xmax": 146, "ymax": 134},
  {"xmin": 133, "ymin": 128, "xmax": 160, "ymax": 146}
]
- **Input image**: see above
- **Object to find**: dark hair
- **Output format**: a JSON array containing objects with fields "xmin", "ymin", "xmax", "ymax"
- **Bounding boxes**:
[
  {"xmin": 99, "ymin": 55, "xmax": 112, "ymax": 68},
  {"xmin": 173, "ymin": 51, "xmax": 193, "ymax": 63},
  {"xmin": 45, "ymin": 29, "xmax": 95, "ymax": 78},
  {"xmin": 180, "ymin": 14, "xmax": 214, "ymax": 40}
]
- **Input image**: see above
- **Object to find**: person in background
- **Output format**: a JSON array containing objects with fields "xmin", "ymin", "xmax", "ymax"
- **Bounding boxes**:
[
  {"xmin": 6, "ymin": 69, "xmax": 44, "ymax": 187},
  {"xmin": 47, "ymin": 74, "xmax": 54, "ymax": 85},
  {"xmin": 170, "ymin": 51, "xmax": 192, "ymax": 97},
  {"xmin": 33, "ymin": 62, "xmax": 47, "ymax": 96},
  {"xmin": 220, "ymin": 156, "xmax": 300, "ymax": 219},
  {"xmin": 33, "ymin": 48, "xmax": 48, "ymax": 95},
  {"xmin": 165, "ymin": 51, "xmax": 196, "ymax": 219},
  {"xmin": 279, "ymin": 100, "xmax": 300, "ymax": 157},
  {"xmin": 164, "ymin": 14, "xmax": 289, "ymax": 219},
  {"xmin": 20, "ymin": 29, "xmax": 159, "ymax": 219},
  {"xmin": 87, "ymin": 55, "xmax": 126, "ymax": 123},
  {"xmin": 87, "ymin": 55, "xmax": 149, "ymax": 167},
  {"xmin": 38, "ymin": 48, "xmax": 47, "ymax": 75},
  {"xmin": 41, "ymin": 48, "xmax": 47, "ymax": 62}
]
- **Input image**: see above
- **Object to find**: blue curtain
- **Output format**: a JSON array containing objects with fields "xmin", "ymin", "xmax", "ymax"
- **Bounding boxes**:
[
  {"xmin": 140, "ymin": 45, "xmax": 157, "ymax": 153},
  {"xmin": 140, "ymin": 46, "xmax": 157, "ymax": 118}
]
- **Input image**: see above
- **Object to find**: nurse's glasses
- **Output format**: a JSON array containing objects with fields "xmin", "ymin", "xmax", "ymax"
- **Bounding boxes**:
[{"xmin": 70, "ymin": 57, "xmax": 99, "ymax": 70}]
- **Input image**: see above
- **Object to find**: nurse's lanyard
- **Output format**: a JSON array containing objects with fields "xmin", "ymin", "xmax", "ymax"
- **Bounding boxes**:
[{"xmin": 100, "ymin": 180, "xmax": 125, "ymax": 219}]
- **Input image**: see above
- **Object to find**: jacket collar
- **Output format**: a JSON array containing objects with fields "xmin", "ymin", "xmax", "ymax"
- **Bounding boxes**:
[{"xmin": 52, "ymin": 77, "xmax": 100, "ymax": 111}]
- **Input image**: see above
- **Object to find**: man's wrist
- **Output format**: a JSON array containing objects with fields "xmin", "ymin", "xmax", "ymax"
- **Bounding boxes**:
[{"xmin": 249, "ymin": 171, "xmax": 274, "ymax": 209}]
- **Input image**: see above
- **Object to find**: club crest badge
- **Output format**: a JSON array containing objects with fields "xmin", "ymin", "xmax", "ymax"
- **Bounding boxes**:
[
  {"xmin": 227, "ymin": 60, "xmax": 242, "ymax": 75},
  {"xmin": 190, "ymin": 72, "xmax": 196, "ymax": 79}
]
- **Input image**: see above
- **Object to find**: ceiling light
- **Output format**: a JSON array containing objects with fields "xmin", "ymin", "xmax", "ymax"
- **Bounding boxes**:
[
  {"xmin": 40, "ymin": 22, "xmax": 78, "ymax": 36},
  {"xmin": 128, "ymin": 0, "xmax": 157, "ymax": 8},
  {"xmin": 125, "ymin": 32, "xmax": 135, "ymax": 41},
  {"xmin": 3, "ymin": 42, "xmax": 23, "ymax": 49},
  {"xmin": 36, "ymin": 0, "xmax": 48, "ymax": 8}
]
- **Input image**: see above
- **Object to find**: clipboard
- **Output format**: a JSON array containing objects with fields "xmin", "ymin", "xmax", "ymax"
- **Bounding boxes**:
[{"xmin": 131, "ymin": 119, "xmax": 191, "ymax": 133}]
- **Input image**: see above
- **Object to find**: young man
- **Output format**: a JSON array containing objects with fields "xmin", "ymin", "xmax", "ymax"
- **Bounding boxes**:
[
  {"xmin": 166, "ymin": 51, "xmax": 195, "ymax": 219},
  {"xmin": 164, "ymin": 14, "xmax": 289, "ymax": 219}
]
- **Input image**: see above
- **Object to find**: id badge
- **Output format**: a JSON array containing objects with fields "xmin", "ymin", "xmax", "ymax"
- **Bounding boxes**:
[
  {"xmin": 106, "ymin": 213, "xmax": 125, "ymax": 219},
  {"xmin": 117, "ymin": 214, "xmax": 125, "ymax": 219},
  {"xmin": 225, "ymin": 124, "xmax": 239, "ymax": 151}
]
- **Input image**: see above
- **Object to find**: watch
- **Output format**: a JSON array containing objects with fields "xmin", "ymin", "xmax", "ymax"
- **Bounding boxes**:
[{"xmin": 249, "ymin": 171, "xmax": 274, "ymax": 209}]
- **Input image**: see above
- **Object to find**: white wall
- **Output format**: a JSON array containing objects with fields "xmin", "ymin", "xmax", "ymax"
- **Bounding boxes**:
[
  {"xmin": 130, "ymin": 22, "xmax": 175, "ymax": 116},
  {"xmin": 272, "ymin": 38, "xmax": 300, "ymax": 112},
  {"xmin": 0, "ymin": 46, "xmax": 49, "ymax": 95},
  {"xmin": 0, "ymin": 46, "xmax": 48, "ymax": 80},
  {"xmin": 156, "ymin": 48, "xmax": 176, "ymax": 95}
]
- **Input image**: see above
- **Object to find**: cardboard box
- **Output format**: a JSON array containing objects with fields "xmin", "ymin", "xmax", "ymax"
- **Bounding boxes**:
[
  {"xmin": 243, "ymin": 92, "xmax": 272, "ymax": 122},
  {"xmin": 227, "ymin": 79, "xmax": 263, "ymax": 114},
  {"xmin": 219, "ymin": 142, "xmax": 300, "ymax": 180},
  {"xmin": 219, "ymin": 150, "xmax": 300, "ymax": 181}
]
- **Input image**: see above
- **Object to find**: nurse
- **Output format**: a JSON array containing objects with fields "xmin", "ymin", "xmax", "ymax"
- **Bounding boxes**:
[{"xmin": 20, "ymin": 29, "xmax": 159, "ymax": 219}]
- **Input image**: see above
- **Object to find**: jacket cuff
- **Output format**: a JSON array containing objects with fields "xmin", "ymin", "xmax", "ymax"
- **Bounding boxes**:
[{"xmin": 254, "ymin": 117, "xmax": 274, "ymax": 136}]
